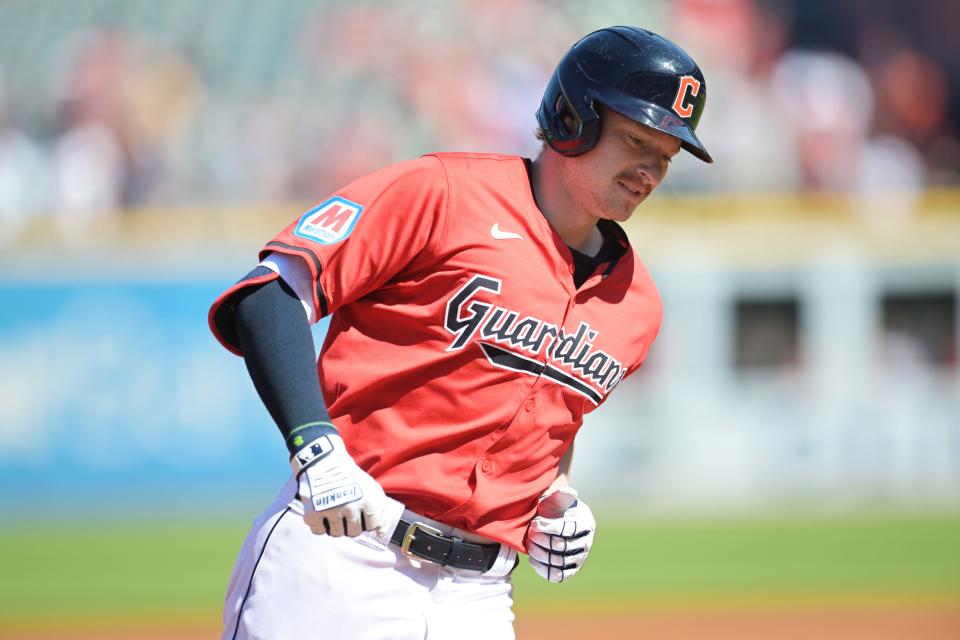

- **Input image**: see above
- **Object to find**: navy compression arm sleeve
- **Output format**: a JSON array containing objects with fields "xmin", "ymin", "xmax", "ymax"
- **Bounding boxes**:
[{"xmin": 232, "ymin": 277, "xmax": 338, "ymax": 455}]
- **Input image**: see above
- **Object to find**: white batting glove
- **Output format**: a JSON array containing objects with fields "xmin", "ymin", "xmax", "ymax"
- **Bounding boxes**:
[
  {"xmin": 524, "ymin": 486, "xmax": 596, "ymax": 583},
  {"xmin": 290, "ymin": 433, "xmax": 390, "ymax": 538}
]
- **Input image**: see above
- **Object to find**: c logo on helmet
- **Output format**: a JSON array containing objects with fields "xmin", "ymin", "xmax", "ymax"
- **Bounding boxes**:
[{"xmin": 672, "ymin": 75, "xmax": 701, "ymax": 119}]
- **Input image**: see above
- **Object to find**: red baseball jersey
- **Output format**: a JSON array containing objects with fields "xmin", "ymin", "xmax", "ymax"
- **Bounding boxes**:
[{"xmin": 210, "ymin": 153, "xmax": 662, "ymax": 550}]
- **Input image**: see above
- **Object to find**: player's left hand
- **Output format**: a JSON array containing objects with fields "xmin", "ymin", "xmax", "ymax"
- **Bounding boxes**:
[
  {"xmin": 290, "ymin": 433, "xmax": 393, "ymax": 538},
  {"xmin": 524, "ymin": 486, "xmax": 596, "ymax": 583}
]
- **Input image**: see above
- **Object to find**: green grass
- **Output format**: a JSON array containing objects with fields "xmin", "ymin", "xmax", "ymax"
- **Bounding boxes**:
[
  {"xmin": 1, "ymin": 512, "xmax": 958, "ymax": 623},
  {"xmin": 0, "ymin": 522, "xmax": 246, "ymax": 621},
  {"xmin": 511, "ymin": 511, "xmax": 960, "ymax": 612}
]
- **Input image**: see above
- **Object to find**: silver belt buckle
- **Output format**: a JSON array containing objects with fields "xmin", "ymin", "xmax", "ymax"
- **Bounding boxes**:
[{"xmin": 400, "ymin": 521, "xmax": 444, "ymax": 562}]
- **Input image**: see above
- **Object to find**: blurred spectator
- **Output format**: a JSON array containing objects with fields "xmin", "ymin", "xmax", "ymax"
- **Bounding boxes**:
[
  {"xmin": 123, "ymin": 39, "xmax": 204, "ymax": 206},
  {"xmin": 0, "ymin": 69, "xmax": 49, "ymax": 247},
  {"xmin": 786, "ymin": 0, "xmax": 960, "ymax": 188},
  {"xmin": 52, "ymin": 27, "xmax": 205, "ymax": 213},
  {"xmin": 859, "ymin": 22, "xmax": 959, "ymax": 187},
  {"xmin": 51, "ymin": 123, "xmax": 124, "ymax": 224},
  {"xmin": 856, "ymin": 135, "xmax": 925, "ymax": 225},
  {"xmin": 770, "ymin": 50, "xmax": 875, "ymax": 192},
  {"xmin": 667, "ymin": 0, "xmax": 800, "ymax": 192},
  {"xmin": 0, "ymin": 0, "xmax": 955, "ymax": 217},
  {"xmin": 49, "ymin": 29, "xmax": 131, "ymax": 241}
]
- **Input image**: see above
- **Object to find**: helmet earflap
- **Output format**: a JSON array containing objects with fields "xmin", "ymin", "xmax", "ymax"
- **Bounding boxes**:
[
  {"xmin": 536, "ymin": 70, "xmax": 602, "ymax": 157},
  {"xmin": 536, "ymin": 26, "xmax": 713, "ymax": 163}
]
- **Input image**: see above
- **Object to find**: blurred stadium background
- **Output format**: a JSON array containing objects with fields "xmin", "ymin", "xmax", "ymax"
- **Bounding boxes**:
[{"xmin": 1, "ymin": 0, "xmax": 958, "ymax": 638}]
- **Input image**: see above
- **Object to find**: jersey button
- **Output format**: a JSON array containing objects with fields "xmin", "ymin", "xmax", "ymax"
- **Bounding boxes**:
[
  {"xmin": 568, "ymin": 264, "xmax": 575, "ymax": 274},
  {"xmin": 480, "ymin": 459, "xmax": 492, "ymax": 473},
  {"xmin": 525, "ymin": 399, "xmax": 535, "ymax": 412}
]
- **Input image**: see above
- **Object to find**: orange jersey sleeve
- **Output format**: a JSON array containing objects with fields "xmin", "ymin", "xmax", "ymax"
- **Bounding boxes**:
[
  {"xmin": 209, "ymin": 155, "xmax": 448, "ymax": 354},
  {"xmin": 264, "ymin": 155, "xmax": 448, "ymax": 320}
]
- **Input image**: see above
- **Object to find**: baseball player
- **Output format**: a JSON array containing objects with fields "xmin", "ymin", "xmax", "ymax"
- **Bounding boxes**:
[{"xmin": 209, "ymin": 26, "xmax": 711, "ymax": 640}]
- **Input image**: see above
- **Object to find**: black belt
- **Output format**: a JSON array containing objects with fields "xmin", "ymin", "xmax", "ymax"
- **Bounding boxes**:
[{"xmin": 390, "ymin": 518, "xmax": 500, "ymax": 572}]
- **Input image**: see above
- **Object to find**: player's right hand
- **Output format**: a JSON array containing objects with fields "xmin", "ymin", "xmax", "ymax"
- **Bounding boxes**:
[{"xmin": 290, "ymin": 433, "xmax": 390, "ymax": 538}]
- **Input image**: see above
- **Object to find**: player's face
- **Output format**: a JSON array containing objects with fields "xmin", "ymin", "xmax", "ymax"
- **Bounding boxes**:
[{"xmin": 563, "ymin": 109, "xmax": 682, "ymax": 222}]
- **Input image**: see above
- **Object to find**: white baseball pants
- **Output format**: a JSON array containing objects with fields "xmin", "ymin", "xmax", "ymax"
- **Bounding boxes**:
[{"xmin": 222, "ymin": 477, "xmax": 518, "ymax": 640}]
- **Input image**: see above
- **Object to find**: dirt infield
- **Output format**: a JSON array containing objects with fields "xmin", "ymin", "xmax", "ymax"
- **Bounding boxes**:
[
  {"xmin": 3, "ymin": 603, "xmax": 959, "ymax": 640},
  {"xmin": 516, "ymin": 605, "xmax": 960, "ymax": 640}
]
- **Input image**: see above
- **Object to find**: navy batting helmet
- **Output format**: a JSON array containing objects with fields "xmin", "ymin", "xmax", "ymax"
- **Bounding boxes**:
[{"xmin": 536, "ymin": 26, "xmax": 713, "ymax": 163}]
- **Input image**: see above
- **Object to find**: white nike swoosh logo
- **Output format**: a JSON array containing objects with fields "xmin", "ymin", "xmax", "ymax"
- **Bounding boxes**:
[{"xmin": 490, "ymin": 223, "xmax": 523, "ymax": 240}]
